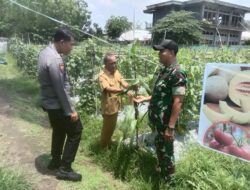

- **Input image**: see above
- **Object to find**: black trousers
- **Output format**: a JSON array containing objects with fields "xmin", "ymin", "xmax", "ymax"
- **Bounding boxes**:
[{"xmin": 47, "ymin": 109, "xmax": 83, "ymax": 168}]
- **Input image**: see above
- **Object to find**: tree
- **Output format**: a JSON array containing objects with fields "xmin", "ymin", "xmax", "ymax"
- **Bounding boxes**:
[
  {"xmin": 152, "ymin": 11, "xmax": 203, "ymax": 44},
  {"xmin": 105, "ymin": 16, "xmax": 132, "ymax": 39},
  {"xmin": 87, "ymin": 23, "xmax": 103, "ymax": 37},
  {"xmin": 93, "ymin": 23, "xmax": 103, "ymax": 37},
  {"xmin": 0, "ymin": 0, "xmax": 15, "ymax": 37},
  {"xmin": 0, "ymin": 0, "xmax": 91, "ymax": 43}
]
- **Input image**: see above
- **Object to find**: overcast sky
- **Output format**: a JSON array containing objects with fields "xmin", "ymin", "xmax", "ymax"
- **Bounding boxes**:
[{"xmin": 84, "ymin": 0, "xmax": 250, "ymax": 28}]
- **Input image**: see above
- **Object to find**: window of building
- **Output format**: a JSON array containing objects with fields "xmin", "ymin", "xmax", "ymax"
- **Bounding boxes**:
[
  {"xmin": 231, "ymin": 16, "xmax": 242, "ymax": 27},
  {"xmin": 204, "ymin": 11, "xmax": 216, "ymax": 22},
  {"xmin": 229, "ymin": 41, "xmax": 239, "ymax": 45},
  {"xmin": 220, "ymin": 33, "xmax": 227, "ymax": 37},
  {"xmin": 219, "ymin": 14, "xmax": 229, "ymax": 26},
  {"xmin": 230, "ymin": 34, "xmax": 239, "ymax": 38},
  {"xmin": 205, "ymin": 39, "xmax": 213, "ymax": 45},
  {"xmin": 203, "ymin": 31, "xmax": 214, "ymax": 35}
]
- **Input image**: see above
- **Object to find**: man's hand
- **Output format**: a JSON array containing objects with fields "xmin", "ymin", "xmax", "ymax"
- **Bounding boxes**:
[
  {"xmin": 164, "ymin": 127, "xmax": 175, "ymax": 141},
  {"xmin": 127, "ymin": 90, "xmax": 134, "ymax": 97},
  {"xmin": 70, "ymin": 112, "xmax": 79, "ymax": 122},
  {"xmin": 133, "ymin": 95, "xmax": 146, "ymax": 103},
  {"xmin": 133, "ymin": 95, "xmax": 151, "ymax": 103}
]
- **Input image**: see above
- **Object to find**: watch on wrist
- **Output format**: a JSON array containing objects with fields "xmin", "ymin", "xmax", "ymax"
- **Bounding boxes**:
[{"xmin": 168, "ymin": 126, "xmax": 175, "ymax": 130}]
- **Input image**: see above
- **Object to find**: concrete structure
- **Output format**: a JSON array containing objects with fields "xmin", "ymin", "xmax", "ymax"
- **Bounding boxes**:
[
  {"xmin": 0, "ymin": 37, "xmax": 8, "ymax": 53},
  {"xmin": 144, "ymin": 0, "xmax": 250, "ymax": 45},
  {"xmin": 241, "ymin": 31, "xmax": 250, "ymax": 43}
]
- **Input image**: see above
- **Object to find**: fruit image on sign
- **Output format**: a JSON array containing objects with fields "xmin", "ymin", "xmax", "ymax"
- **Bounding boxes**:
[
  {"xmin": 203, "ymin": 65, "xmax": 250, "ymax": 126},
  {"xmin": 219, "ymin": 101, "xmax": 250, "ymax": 125},
  {"xmin": 203, "ymin": 122, "xmax": 250, "ymax": 161},
  {"xmin": 198, "ymin": 63, "xmax": 250, "ymax": 162},
  {"xmin": 203, "ymin": 104, "xmax": 231, "ymax": 123},
  {"xmin": 205, "ymin": 75, "xmax": 228, "ymax": 103},
  {"xmin": 229, "ymin": 70, "xmax": 250, "ymax": 107}
]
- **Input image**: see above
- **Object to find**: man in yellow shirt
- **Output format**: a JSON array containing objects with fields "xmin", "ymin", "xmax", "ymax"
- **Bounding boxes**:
[{"xmin": 98, "ymin": 52, "xmax": 130, "ymax": 148}]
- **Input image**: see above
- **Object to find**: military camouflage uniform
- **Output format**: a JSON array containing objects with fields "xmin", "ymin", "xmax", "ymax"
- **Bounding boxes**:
[{"xmin": 148, "ymin": 62, "xmax": 187, "ymax": 180}]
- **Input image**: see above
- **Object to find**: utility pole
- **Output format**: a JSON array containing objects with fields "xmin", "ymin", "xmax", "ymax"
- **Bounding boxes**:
[{"xmin": 133, "ymin": 8, "xmax": 135, "ymax": 41}]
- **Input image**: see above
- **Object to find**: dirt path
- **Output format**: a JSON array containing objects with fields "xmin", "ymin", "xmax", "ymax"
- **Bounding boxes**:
[
  {"xmin": 0, "ymin": 87, "xmax": 61, "ymax": 190},
  {"xmin": 0, "ymin": 86, "xmax": 132, "ymax": 190}
]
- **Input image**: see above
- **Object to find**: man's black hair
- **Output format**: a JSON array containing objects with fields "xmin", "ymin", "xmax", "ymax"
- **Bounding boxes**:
[{"xmin": 54, "ymin": 29, "xmax": 74, "ymax": 42}]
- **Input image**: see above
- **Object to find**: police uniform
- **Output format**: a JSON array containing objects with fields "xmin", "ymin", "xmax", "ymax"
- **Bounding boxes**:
[
  {"xmin": 149, "ymin": 62, "xmax": 187, "ymax": 180},
  {"xmin": 38, "ymin": 44, "xmax": 83, "ymax": 169}
]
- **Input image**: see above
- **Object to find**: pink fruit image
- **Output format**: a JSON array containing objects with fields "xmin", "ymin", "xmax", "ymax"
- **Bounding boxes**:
[
  {"xmin": 214, "ymin": 129, "xmax": 233, "ymax": 146},
  {"xmin": 209, "ymin": 139, "xmax": 221, "ymax": 149}
]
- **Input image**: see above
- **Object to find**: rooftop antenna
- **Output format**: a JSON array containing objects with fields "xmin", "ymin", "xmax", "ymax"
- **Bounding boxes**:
[{"xmin": 213, "ymin": 16, "xmax": 223, "ymax": 47}]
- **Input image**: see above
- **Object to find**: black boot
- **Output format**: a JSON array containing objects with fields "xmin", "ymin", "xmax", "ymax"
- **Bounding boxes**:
[
  {"xmin": 56, "ymin": 166, "xmax": 82, "ymax": 182},
  {"xmin": 47, "ymin": 157, "xmax": 61, "ymax": 170},
  {"xmin": 163, "ymin": 165, "xmax": 175, "ymax": 186}
]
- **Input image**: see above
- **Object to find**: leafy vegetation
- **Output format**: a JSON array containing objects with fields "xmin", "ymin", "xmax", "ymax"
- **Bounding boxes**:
[
  {"xmin": 105, "ymin": 16, "xmax": 133, "ymax": 39},
  {"xmin": 8, "ymin": 38, "xmax": 250, "ymax": 131},
  {"xmin": 0, "ymin": 0, "xmax": 91, "ymax": 42}
]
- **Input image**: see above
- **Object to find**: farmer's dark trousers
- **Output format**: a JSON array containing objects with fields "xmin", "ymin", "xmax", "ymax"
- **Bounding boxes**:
[{"xmin": 47, "ymin": 109, "xmax": 83, "ymax": 168}]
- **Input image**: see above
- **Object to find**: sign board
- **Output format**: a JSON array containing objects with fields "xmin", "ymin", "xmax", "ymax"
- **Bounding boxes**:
[
  {"xmin": 198, "ymin": 63, "xmax": 250, "ymax": 162},
  {"xmin": 0, "ymin": 42, "xmax": 7, "ymax": 53}
]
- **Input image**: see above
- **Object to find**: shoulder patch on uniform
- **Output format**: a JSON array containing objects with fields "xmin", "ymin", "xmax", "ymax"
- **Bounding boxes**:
[{"xmin": 59, "ymin": 63, "xmax": 64, "ymax": 73}]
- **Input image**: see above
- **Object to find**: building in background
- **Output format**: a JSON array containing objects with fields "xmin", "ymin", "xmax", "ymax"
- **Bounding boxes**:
[
  {"xmin": 144, "ymin": 0, "xmax": 250, "ymax": 45},
  {"xmin": 0, "ymin": 37, "xmax": 8, "ymax": 53},
  {"xmin": 241, "ymin": 31, "xmax": 250, "ymax": 44}
]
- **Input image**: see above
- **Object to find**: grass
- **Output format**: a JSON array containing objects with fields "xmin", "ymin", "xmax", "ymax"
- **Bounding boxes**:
[
  {"xmin": 79, "ymin": 94, "xmax": 250, "ymax": 190},
  {"xmin": 0, "ymin": 54, "xmax": 48, "ymax": 130},
  {"xmin": 0, "ymin": 168, "xmax": 32, "ymax": 190},
  {"xmin": 80, "ymin": 114, "xmax": 167, "ymax": 190},
  {"xmin": 82, "ymin": 124, "xmax": 250, "ymax": 190},
  {"xmin": 0, "ymin": 53, "xmax": 46, "ymax": 190},
  {"xmin": 174, "ymin": 144, "xmax": 250, "ymax": 190}
]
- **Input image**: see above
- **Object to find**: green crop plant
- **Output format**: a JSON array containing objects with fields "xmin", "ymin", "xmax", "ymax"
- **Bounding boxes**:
[{"xmin": 8, "ymin": 38, "xmax": 250, "ymax": 134}]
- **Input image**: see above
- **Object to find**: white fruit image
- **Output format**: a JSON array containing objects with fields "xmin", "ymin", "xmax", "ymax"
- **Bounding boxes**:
[
  {"xmin": 203, "ymin": 104, "xmax": 231, "ymax": 123},
  {"xmin": 229, "ymin": 70, "xmax": 250, "ymax": 106},
  {"xmin": 205, "ymin": 76, "xmax": 228, "ymax": 103},
  {"xmin": 219, "ymin": 101, "xmax": 250, "ymax": 125},
  {"xmin": 217, "ymin": 67, "xmax": 241, "ymax": 84},
  {"xmin": 240, "ymin": 97, "xmax": 250, "ymax": 112}
]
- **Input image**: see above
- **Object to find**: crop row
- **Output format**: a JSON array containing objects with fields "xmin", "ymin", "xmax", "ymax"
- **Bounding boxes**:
[{"xmin": 8, "ymin": 38, "xmax": 250, "ymax": 131}]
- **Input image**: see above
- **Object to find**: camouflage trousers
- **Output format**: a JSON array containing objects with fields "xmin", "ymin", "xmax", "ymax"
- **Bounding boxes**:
[{"xmin": 155, "ymin": 131, "xmax": 175, "ymax": 181}]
